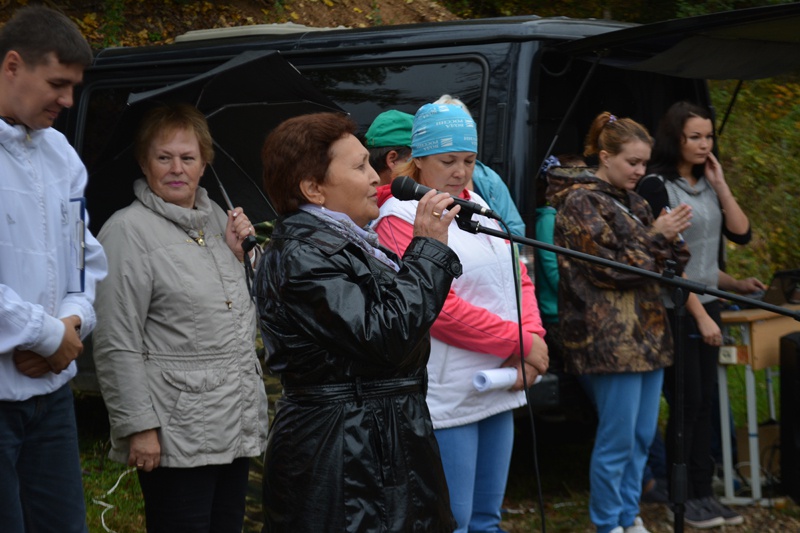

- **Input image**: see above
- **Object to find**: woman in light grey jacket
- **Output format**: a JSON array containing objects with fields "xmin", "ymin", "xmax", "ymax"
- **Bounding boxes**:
[{"xmin": 93, "ymin": 104, "xmax": 268, "ymax": 533}]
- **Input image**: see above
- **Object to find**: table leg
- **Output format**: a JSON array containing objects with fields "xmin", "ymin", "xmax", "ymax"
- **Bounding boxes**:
[
  {"xmin": 745, "ymin": 364, "xmax": 763, "ymax": 501},
  {"xmin": 718, "ymin": 365, "xmax": 736, "ymax": 503},
  {"xmin": 766, "ymin": 367, "xmax": 776, "ymax": 420}
]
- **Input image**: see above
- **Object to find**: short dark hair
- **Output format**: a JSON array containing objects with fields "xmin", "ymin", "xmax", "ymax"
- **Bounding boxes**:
[
  {"xmin": 368, "ymin": 146, "xmax": 411, "ymax": 175},
  {"xmin": 135, "ymin": 103, "xmax": 215, "ymax": 168},
  {"xmin": 0, "ymin": 6, "xmax": 93, "ymax": 67},
  {"xmin": 648, "ymin": 101, "xmax": 714, "ymax": 180},
  {"xmin": 261, "ymin": 112, "xmax": 356, "ymax": 214}
]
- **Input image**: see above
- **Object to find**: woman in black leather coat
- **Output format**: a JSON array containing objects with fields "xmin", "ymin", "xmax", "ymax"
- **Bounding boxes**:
[{"xmin": 256, "ymin": 112, "xmax": 463, "ymax": 532}]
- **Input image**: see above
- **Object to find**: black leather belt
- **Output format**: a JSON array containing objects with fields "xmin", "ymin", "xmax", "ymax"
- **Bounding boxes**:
[{"xmin": 283, "ymin": 376, "xmax": 425, "ymax": 406}]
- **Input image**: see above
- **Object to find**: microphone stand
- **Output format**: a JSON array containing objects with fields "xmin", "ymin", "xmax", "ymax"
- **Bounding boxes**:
[{"xmin": 455, "ymin": 214, "xmax": 800, "ymax": 533}]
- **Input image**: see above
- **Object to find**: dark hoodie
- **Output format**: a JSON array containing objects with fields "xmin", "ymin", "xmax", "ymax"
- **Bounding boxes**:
[{"xmin": 546, "ymin": 167, "xmax": 690, "ymax": 374}]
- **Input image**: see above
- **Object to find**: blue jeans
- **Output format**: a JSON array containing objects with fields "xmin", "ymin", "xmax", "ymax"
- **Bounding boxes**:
[
  {"xmin": 585, "ymin": 370, "xmax": 663, "ymax": 533},
  {"xmin": 137, "ymin": 456, "xmax": 250, "ymax": 533},
  {"xmin": 0, "ymin": 384, "xmax": 88, "ymax": 533},
  {"xmin": 434, "ymin": 410, "xmax": 514, "ymax": 533}
]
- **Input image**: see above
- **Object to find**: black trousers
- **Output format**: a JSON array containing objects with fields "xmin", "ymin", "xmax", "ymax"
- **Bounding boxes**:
[
  {"xmin": 664, "ymin": 300, "xmax": 721, "ymax": 499},
  {"xmin": 137, "ymin": 456, "xmax": 250, "ymax": 533}
]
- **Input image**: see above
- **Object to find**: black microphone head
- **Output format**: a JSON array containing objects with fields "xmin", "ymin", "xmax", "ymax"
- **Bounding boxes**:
[{"xmin": 391, "ymin": 175, "xmax": 420, "ymax": 201}]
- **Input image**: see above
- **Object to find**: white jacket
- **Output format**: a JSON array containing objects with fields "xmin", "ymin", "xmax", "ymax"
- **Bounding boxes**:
[
  {"xmin": 0, "ymin": 120, "xmax": 108, "ymax": 401},
  {"xmin": 377, "ymin": 193, "xmax": 540, "ymax": 429}
]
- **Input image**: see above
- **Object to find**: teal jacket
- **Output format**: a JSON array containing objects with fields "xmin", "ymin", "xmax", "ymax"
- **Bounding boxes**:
[
  {"xmin": 472, "ymin": 161, "xmax": 526, "ymax": 238},
  {"xmin": 534, "ymin": 205, "xmax": 559, "ymax": 324}
]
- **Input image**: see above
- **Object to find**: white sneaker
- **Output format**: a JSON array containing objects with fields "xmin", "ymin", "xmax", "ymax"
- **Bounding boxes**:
[
  {"xmin": 610, "ymin": 527, "xmax": 624, "ymax": 533},
  {"xmin": 624, "ymin": 516, "xmax": 651, "ymax": 533}
]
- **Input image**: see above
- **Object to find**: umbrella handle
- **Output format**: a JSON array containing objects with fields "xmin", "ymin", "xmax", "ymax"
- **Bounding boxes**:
[
  {"xmin": 242, "ymin": 235, "xmax": 257, "ymax": 254},
  {"xmin": 209, "ymin": 163, "xmax": 259, "ymax": 256}
]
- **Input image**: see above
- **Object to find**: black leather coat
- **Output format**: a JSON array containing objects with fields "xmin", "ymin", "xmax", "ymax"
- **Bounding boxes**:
[{"xmin": 255, "ymin": 210, "xmax": 462, "ymax": 532}]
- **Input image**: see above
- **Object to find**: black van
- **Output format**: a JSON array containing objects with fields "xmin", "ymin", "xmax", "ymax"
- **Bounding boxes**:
[{"xmin": 62, "ymin": 5, "xmax": 800, "ymax": 414}]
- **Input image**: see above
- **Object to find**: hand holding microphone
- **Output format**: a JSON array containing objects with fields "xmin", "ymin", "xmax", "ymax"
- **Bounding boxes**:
[
  {"xmin": 391, "ymin": 175, "xmax": 501, "ymax": 221},
  {"xmin": 412, "ymin": 189, "xmax": 461, "ymax": 246}
]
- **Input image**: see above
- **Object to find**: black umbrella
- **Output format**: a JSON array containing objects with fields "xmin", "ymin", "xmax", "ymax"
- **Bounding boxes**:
[{"xmin": 86, "ymin": 50, "xmax": 345, "ymax": 229}]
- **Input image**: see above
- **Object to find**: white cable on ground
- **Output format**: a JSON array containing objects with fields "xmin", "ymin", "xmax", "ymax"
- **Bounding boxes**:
[{"xmin": 91, "ymin": 467, "xmax": 137, "ymax": 533}]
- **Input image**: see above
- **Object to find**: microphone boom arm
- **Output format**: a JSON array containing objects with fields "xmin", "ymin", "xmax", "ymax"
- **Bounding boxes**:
[{"xmin": 473, "ymin": 222, "xmax": 800, "ymax": 322}]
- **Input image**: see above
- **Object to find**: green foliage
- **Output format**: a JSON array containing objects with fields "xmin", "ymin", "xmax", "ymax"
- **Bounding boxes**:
[
  {"xmin": 439, "ymin": 0, "xmax": 657, "ymax": 22},
  {"xmin": 99, "ymin": 0, "xmax": 126, "ymax": 47},
  {"xmin": 439, "ymin": 0, "xmax": 796, "ymax": 25},
  {"xmin": 725, "ymin": 366, "xmax": 781, "ymax": 425},
  {"xmin": 676, "ymin": 0, "xmax": 790, "ymax": 18},
  {"xmin": 710, "ymin": 77, "xmax": 800, "ymax": 279},
  {"xmin": 436, "ymin": 0, "xmax": 683, "ymax": 22},
  {"xmin": 369, "ymin": 0, "xmax": 384, "ymax": 26}
]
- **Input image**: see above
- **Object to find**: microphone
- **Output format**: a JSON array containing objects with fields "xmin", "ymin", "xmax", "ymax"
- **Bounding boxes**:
[{"xmin": 390, "ymin": 175, "xmax": 500, "ymax": 220}]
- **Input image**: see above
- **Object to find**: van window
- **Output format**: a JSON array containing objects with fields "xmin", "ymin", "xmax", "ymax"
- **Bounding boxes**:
[
  {"xmin": 81, "ymin": 59, "xmax": 486, "ymax": 170},
  {"xmin": 300, "ymin": 58, "xmax": 486, "ymax": 135},
  {"xmin": 79, "ymin": 58, "xmax": 487, "ymax": 231}
]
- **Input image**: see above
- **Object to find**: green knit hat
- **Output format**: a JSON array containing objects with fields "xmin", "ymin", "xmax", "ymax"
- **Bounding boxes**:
[{"xmin": 365, "ymin": 110, "xmax": 414, "ymax": 148}]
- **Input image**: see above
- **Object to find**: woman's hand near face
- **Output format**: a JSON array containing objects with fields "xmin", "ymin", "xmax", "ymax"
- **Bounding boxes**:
[
  {"xmin": 128, "ymin": 429, "xmax": 161, "ymax": 472},
  {"xmin": 412, "ymin": 190, "xmax": 461, "ymax": 246},
  {"xmin": 703, "ymin": 153, "xmax": 728, "ymax": 192},
  {"xmin": 225, "ymin": 207, "xmax": 255, "ymax": 262},
  {"xmin": 652, "ymin": 203, "xmax": 692, "ymax": 242}
]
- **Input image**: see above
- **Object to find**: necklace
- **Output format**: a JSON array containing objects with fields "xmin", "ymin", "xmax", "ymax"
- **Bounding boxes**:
[{"xmin": 186, "ymin": 228, "xmax": 206, "ymax": 247}]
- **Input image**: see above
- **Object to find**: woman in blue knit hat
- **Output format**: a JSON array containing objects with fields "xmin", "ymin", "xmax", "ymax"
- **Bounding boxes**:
[{"xmin": 374, "ymin": 102, "xmax": 549, "ymax": 532}]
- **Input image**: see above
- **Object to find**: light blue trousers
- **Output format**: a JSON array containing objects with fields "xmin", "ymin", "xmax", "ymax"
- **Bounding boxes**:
[
  {"xmin": 585, "ymin": 370, "xmax": 663, "ymax": 533},
  {"xmin": 434, "ymin": 410, "xmax": 514, "ymax": 532}
]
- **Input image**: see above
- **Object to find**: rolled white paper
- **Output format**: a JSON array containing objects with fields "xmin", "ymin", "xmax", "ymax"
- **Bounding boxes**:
[{"xmin": 472, "ymin": 368, "xmax": 544, "ymax": 392}]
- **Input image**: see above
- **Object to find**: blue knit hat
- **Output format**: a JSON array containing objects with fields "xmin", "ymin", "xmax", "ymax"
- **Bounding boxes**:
[{"xmin": 411, "ymin": 103, "xmax": 478, "ymax": 157}]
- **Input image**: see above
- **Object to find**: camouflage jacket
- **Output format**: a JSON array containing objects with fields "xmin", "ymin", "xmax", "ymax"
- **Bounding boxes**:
[{"xmin": 547, "ymin": 167, "xmax": 690, "ymax": 375}]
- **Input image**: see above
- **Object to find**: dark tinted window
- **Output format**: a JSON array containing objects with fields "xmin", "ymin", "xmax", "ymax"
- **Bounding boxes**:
[
  {"xmin": 301, "ymin": 59, "xmax": 486, "ymax": 134},
  {"xmin": 78, "ymin": 59, "xmax": 487, "ymax": 230}
]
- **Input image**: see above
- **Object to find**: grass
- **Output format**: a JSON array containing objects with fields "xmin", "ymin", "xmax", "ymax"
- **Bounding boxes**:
[
  {"xmin": 78, "ymin": 397, "xmax": 146, "ymax": 532},
  {"xmin": 77, "ymin": 364, "xmax": 788, "ymax": 532}
]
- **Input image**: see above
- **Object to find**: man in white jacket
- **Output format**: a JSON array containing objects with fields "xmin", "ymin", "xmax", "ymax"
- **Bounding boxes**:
[{"xmin": 0, "ymin": 6, "xmax": 107, "ymax": 532}]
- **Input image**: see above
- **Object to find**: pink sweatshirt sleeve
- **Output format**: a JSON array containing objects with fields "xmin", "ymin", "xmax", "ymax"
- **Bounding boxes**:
[{"xmin": 375, "ymin": 215, "xmax": 546, "ymax": 359}]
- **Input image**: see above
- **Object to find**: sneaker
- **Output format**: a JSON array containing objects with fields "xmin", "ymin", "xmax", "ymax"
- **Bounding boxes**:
[
  {"xmin": 609, "ymin": 527, "xmax": 624, "ymax": 533},
  {"xmin": 666, "ymin": 498, "xmax": 725, "ymax": 529},
  {"xmin": 624, "ymin": 516, "xmax": 651, "ymax": 533},
  {"xmin": 702, "ymin": 496, "xmax": 744, "ymax": 526}
]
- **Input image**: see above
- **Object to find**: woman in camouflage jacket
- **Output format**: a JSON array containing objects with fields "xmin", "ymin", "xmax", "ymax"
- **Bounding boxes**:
[{"xmin": 547, "ymin": 112, "xmax": 690, "ymax": 533}]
